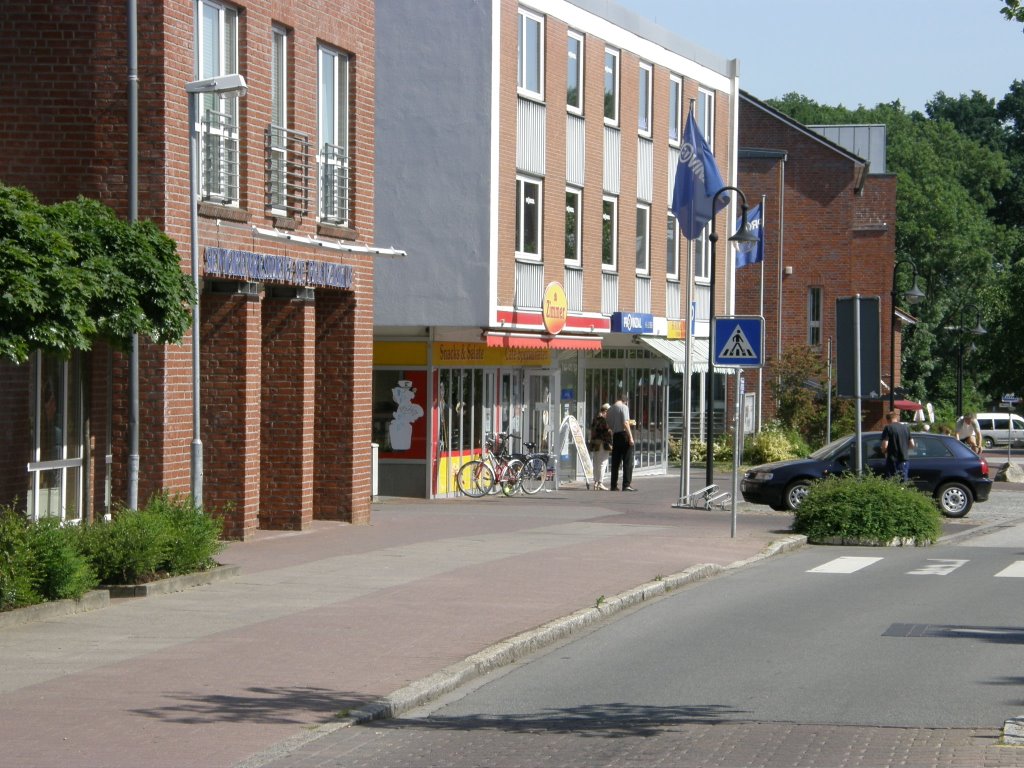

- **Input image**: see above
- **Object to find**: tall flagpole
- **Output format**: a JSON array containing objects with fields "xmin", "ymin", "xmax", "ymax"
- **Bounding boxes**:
[{"xmin": 756, "ymin": 194, "xmax": 765, "ymax": 434}]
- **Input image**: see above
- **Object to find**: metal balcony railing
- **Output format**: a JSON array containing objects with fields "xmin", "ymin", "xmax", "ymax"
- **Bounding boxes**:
[
  {"xmin": 265, "ymin": 125, "xmax": 312, "ymax": 217},
  {"xmin": 319, "ymin": 142, "xmax": 350, "ymax": 226}
]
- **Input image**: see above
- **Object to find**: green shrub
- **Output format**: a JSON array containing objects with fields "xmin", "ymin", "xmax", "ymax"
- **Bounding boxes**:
[
  {"xmin": 0, "ymin": 506, "xmax": 39, "ymax": 610},
  {"xmin": 792, "ymin": 474, "xmax": 942, "ymax": 545},
  {"xmin": 743, "ymin": 423, "xmax": 803, "ymax": 465},
  {"xmin": 27, "ymin": 517, "xmax": 98, "ymax": 601},
  {"xmin": 79, "ymin": 507, "xmax": 171, "ymax": 584},
  {"xmin": 147, "ymin": 493, "xmax": 224, "ymax": 575}
]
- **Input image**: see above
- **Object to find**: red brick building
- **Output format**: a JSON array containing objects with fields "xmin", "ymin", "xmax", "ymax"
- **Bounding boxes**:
[
  {"xmin": 735, "ymin": 92, "xmax": 898, "ymax": 433},
  {"xmin": 0, "ymin": 0, "xmax": 393, "ymax": 535}
]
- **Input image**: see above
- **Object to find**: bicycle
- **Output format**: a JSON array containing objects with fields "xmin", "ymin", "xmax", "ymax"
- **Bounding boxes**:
[
  {"xmin": 506, "ymin": 434, "xmax": 550, "ymax": 495},
  {"xmin": 455, "ymin": 432, "xmax": 525, "ymax": 497}
]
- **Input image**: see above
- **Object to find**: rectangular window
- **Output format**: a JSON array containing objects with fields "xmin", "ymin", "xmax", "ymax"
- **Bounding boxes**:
[
  {"xmin": 195, "ymin": 0, "xmax": 240, "ymax": 204},
  {"xmin": 808, "ymin": 287, "xmax": 822, "ymax": 346},
  {"xmin": 564, "ymin": 188, "xmax": 581, "ymax": 265},
  {"xmin": 516, "ymin": 176, "xmax": 542, "ymax": 259},
  {"xmin": 635, "ymin": 204, "xmax": 650, "ymax": 274},
  {"xmin": 668, "ymin": 74, "xmax": 682, "ymax": 145},
  {"xmin": 666, "ymin": 215, "xmax": 678, "ymax": 279},
  {"xmin": 697, "ymin": 88, "xmax": 714, "ymax": 150},
  {"xmin": 602, "ymin": 196, "xmax": 617, "ymax": 270},
  {"xmin": 518, "ymin": 7, "xmax": 544, "ymax": 100},
  {"xmin": 319, "ymin": 44, "xmax": 350, "ymax": 225},
  {"xmin": 694, "ymin": 227, "xmax": 710, "ymax": 281},
  {"xmin": 603, "ymin": 48, "xmax": 619, "ymax": 125},
  {"xmin": 638, "ymin": 62, "xmax": 652, "ymax": 136},
  {"xmin": 268, "ymin": 25, "xmax": 288, "ymax": 213},
  {"xmin": 566, "ymin": 30, "xmax": 583, "ymax": 113}
]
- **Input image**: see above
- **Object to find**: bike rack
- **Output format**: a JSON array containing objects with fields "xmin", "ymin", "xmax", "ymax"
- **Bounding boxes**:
[{"xmin": 672, "ymin": 484, "xmax": 732, "ymax": 510}]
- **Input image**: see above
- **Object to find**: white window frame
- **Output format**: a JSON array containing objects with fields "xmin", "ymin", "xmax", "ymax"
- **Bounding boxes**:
[
  {"xmin": 26, "ymin": 351, "xmax": 84, "ymax": 524},
  {"xmin": 602, "ymin": 196, "xmax": 618, "ymax": 271},
  {"xmin": 195, "ymin": 0, "xmax": 240, "ymax": 205},
  {"xmin": 269, "ymin": 25, "xmax": 289, "ymax": 214},
  {"xmin": 603, "ymin": 48, "xmax": 619, "ymax": 126},
  {"xmin": 566, "ymin": 30, "xmax": 583, "ymax": 114},
  {"xmin": 668, "ymin": 74, "xmax": 682, "ymax": 146},
  {"xmin": 518, "ymin": 7, "xmax": 544, "ymax": 101},
  {"xmin": 808, "ymin": 286, "xmax": 822, "ymax": 346},
  {"xmin": 697, "ymin": 87, "xmax": 714, "ymax": 151},
  {"xmin": 318, "ymin": 43, "xmax": 351, "ymax": 225},
  {"xmin": 638, "ymin": 62, "xmax": 652, "ymax": 137},
  {"xmin": 516, "ymin": 175, "xmax": 542, "ymax": 261},
  {"xmin": 564, "ymin": 187, "xmax": 581, "ymax": 266},
  {"xmin": 666, "ymin": 214, "xmax": 679, "ymax": 279},
  {"xmin": 635, "ymin": 204, "xmax": 650, "ymax": 275},
  {"xmin": 694, "ymin": 226, "xmax": 711, "ymax": 282}
]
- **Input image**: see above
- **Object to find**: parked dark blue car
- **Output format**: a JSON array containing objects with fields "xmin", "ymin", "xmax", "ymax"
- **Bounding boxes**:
[{"xmin": 741, "ymin": 431, "xmax": 992, "ymax": 517}]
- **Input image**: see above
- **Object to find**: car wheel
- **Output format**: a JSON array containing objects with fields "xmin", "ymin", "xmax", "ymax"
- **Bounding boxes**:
[
  {"xmin": 784, "ymin": 480, "xmax": 812, "ymax": 510},
  {"xmin": 936, "ymin": 482, "xmax": 973, "ymax": 518},
  {"xmin": 983, "ymin": 436, "xmax": 994, "ymax": 449}
]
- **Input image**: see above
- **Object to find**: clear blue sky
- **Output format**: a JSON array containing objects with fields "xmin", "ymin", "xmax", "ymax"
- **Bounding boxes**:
[{"xmin": 615, "ymin": 0, "xmax": 1022, "ymax": 112}]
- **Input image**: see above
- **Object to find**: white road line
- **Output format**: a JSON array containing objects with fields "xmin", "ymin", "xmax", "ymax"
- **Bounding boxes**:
[
  {"xmin": 807, "ymin": 556, "xmax": 883, "ymax": 574},
  {"xmin": 994, "ymin": 561, "xmax": 1024, "ymax": 578},
  {"xmin": 907, "ymin": 559, "xmax": 969, "ymax": 576}
]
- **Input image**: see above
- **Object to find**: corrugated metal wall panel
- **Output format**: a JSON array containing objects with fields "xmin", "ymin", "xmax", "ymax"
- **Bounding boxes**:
[
  {"xmin": 564, "ymin": 265, "xmax": 583, "ymax": 313},
  {"xmin": 566, "ymin": 115, "xmax": 586, "ymax": 187},
  {"xmin": 603, "ymin": 127, "xmax": 620, "ymax": 195},
  {"xmin": 807, "ymin": 124, "xmax": 887, "ymax": 174},
  {"xmin": 636, "ymin": 137, "xmax": 653, "ymax": 203},
  {"xmin": 601, "ymin": 271, "xmax": 619, "ymax": 316},
  {"xmin": 665, "ymin": 280, "xmax": 681, "ymax": 320},
  {"xmin": 517, "ymin": 98, "xmax": 546, "ymax": 175},
  {"xmin": 634, "ymin": 275, "xmax": 651, "ymax": 313},
  {"xmin": 514, "ymin": 259, "xmax": 544, "ymax": 309}
]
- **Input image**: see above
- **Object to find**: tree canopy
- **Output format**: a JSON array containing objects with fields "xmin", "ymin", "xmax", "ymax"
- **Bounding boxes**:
[
  {"xmin": 0, "ymin": 183, "xmax": 194, "ymax": 364},
  {"xmin": 768, "ymin": 82, "xmax": 1024, "ymax": 417}
]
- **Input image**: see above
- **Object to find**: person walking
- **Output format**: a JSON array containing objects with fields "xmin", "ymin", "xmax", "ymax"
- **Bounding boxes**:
[
  {"xmin": 588, "ymin": 403, "xmax": 612, "ymax": 490},
  {"xmin": 880, "ymin": 410, "xmax": 915, "ymax": 482},
  {"xmin": 606, "ymin": 392, "xmax": 636, "ymax": 491}
]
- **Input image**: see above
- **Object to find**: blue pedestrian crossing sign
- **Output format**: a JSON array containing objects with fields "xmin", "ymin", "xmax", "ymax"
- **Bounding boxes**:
[{"xmin": 713, "ymin": 316, "xmax": 764, "ymax": 368}]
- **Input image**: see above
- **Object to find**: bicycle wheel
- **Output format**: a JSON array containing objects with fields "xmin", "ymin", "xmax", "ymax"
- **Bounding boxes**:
[
  {"xmin": 456, "ymin": 460, "xmax": 495, "ymax": 497},
  {"xmin": 519, "ymin": 456, "xmax": 547, "ymax": 495},
  {"xmin": 499, "ymin": 459, "xmax": 525, "ymax": 496}
]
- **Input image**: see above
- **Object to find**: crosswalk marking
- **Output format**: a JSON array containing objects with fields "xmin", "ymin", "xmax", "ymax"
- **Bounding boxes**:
[
  {"xmin": 907, "ymin": 559, "xmax": 968, "ymax": 576},
  {"xmin": 808, "ymin": 556, "xmax": 883, "ymax": 574},
  {"xmin": 807, "ymin": 557, "xmax": 1024, "ymax": 578},
  {"xmin": 994, "ymin": 561, "xmax": 1024, "ymax": 578}
]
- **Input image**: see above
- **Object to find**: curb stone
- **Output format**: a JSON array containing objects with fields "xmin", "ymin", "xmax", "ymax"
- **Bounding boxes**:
[
  {"xmin": 0, "ymin": 589, "xmax": 110, "ymax": 630},
  {"xmin": 235, "ymin": 535, "xmax": 807, "ymax": 768},
  {"xmin": 105, "ymin": 564, "xmax": 241, "ymax": 598},
  {"xmin": 1004, "ymin": 716, "xmax": 1024, "ymax": 745}
]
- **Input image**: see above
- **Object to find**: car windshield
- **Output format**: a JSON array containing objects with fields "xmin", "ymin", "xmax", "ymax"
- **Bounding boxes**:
[{"xmin": 808, "ymin": 436, "xmax": 853, "ymax": 461}]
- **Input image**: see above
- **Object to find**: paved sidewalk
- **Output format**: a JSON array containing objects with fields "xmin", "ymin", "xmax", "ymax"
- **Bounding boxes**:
[{"xmin": 0, "ymin": 474, "xmax": 1016, "ymax": 768}]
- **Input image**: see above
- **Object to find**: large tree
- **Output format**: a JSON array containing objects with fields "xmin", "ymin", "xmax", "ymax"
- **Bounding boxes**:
[{"xmin": 0, "ymin": 183, "xmax": 194, "ymax": 364}]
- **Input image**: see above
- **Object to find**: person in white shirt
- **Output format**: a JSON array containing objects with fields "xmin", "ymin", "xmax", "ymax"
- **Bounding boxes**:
[
  {"xmin": 605, "ymin": 392, "xmax": 636, "ymax": 491},
  {"xmin": 956, "ymin": 413, "xmax": 983, "ymax": 453}
]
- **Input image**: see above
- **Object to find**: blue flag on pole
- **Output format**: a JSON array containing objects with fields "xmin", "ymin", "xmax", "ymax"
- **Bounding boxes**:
[
  {"xmin": 734, "ymin": 203, "xmax": 764, "ymax": 268},
  {"xmin": 671, "ymin": 110, "xmax": 729, "ymax": 239}
]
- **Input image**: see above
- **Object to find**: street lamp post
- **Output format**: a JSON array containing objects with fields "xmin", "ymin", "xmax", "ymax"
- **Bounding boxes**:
[
  {"xmin": 888, "ymin": 258, "xmax": 925, "ymax": 411},
  {"xmin": 953, "ymin": 309, "xmax": 986, "ymax": 417},
  {"xmin": 185, "ymin": 73, "xmax": 247, "ymax": 507},
  {"xmin": 705, "ymin": 187, "xmax": 759, "ymax": 489}
]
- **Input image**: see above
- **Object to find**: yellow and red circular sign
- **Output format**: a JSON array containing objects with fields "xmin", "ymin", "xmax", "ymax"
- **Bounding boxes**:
[{"xmin": 542, "ymin": 282, "xmax": 567, "ymax": 335}]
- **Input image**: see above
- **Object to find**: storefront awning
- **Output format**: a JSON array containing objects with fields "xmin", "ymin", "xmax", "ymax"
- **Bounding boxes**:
[
  {"xmin": 638, "ymin": 337, "xmax": 737, "ymax": 374},
  {"xmin": 893, "ymin": 399, "xmax": 923, "ymax": 411},
  {"xmin": 485, "ymin": 332, "xmax": 603, "ymax": 351}
]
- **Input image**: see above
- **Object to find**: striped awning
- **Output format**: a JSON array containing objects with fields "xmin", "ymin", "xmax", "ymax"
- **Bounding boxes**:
[{"xmin": 638, "ymin": 337, "xmax": 737, "ymax": 374}]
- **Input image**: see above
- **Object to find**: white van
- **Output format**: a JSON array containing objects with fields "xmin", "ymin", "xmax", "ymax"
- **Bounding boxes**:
[{"xmin": 972, "ymin": 412, "xmax": 1024, "ymax": 449}]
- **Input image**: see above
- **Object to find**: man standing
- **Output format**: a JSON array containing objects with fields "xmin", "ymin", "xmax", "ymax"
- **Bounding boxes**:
[
  {"xmin": 606, "ymin": 392, "xmax": 636, "ymax": 491},
  {"xmin": 880, "ymin": 410, "xmax": 915, "ymax": 482}
]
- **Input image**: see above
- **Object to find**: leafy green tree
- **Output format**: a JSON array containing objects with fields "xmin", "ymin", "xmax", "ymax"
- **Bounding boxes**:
[
  {"xmin": 1002, "ymin": 0, "xmax": 1024, "ymax": 26},
  {"xmin": 0, "ymin": 183, "xmax": 194, "ymax": 364}
]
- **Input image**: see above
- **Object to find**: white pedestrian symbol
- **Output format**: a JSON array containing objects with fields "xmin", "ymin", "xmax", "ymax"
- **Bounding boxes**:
[{"xmin": 720, "ymin": 325, "xmax": 757, "ymax": 359}]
